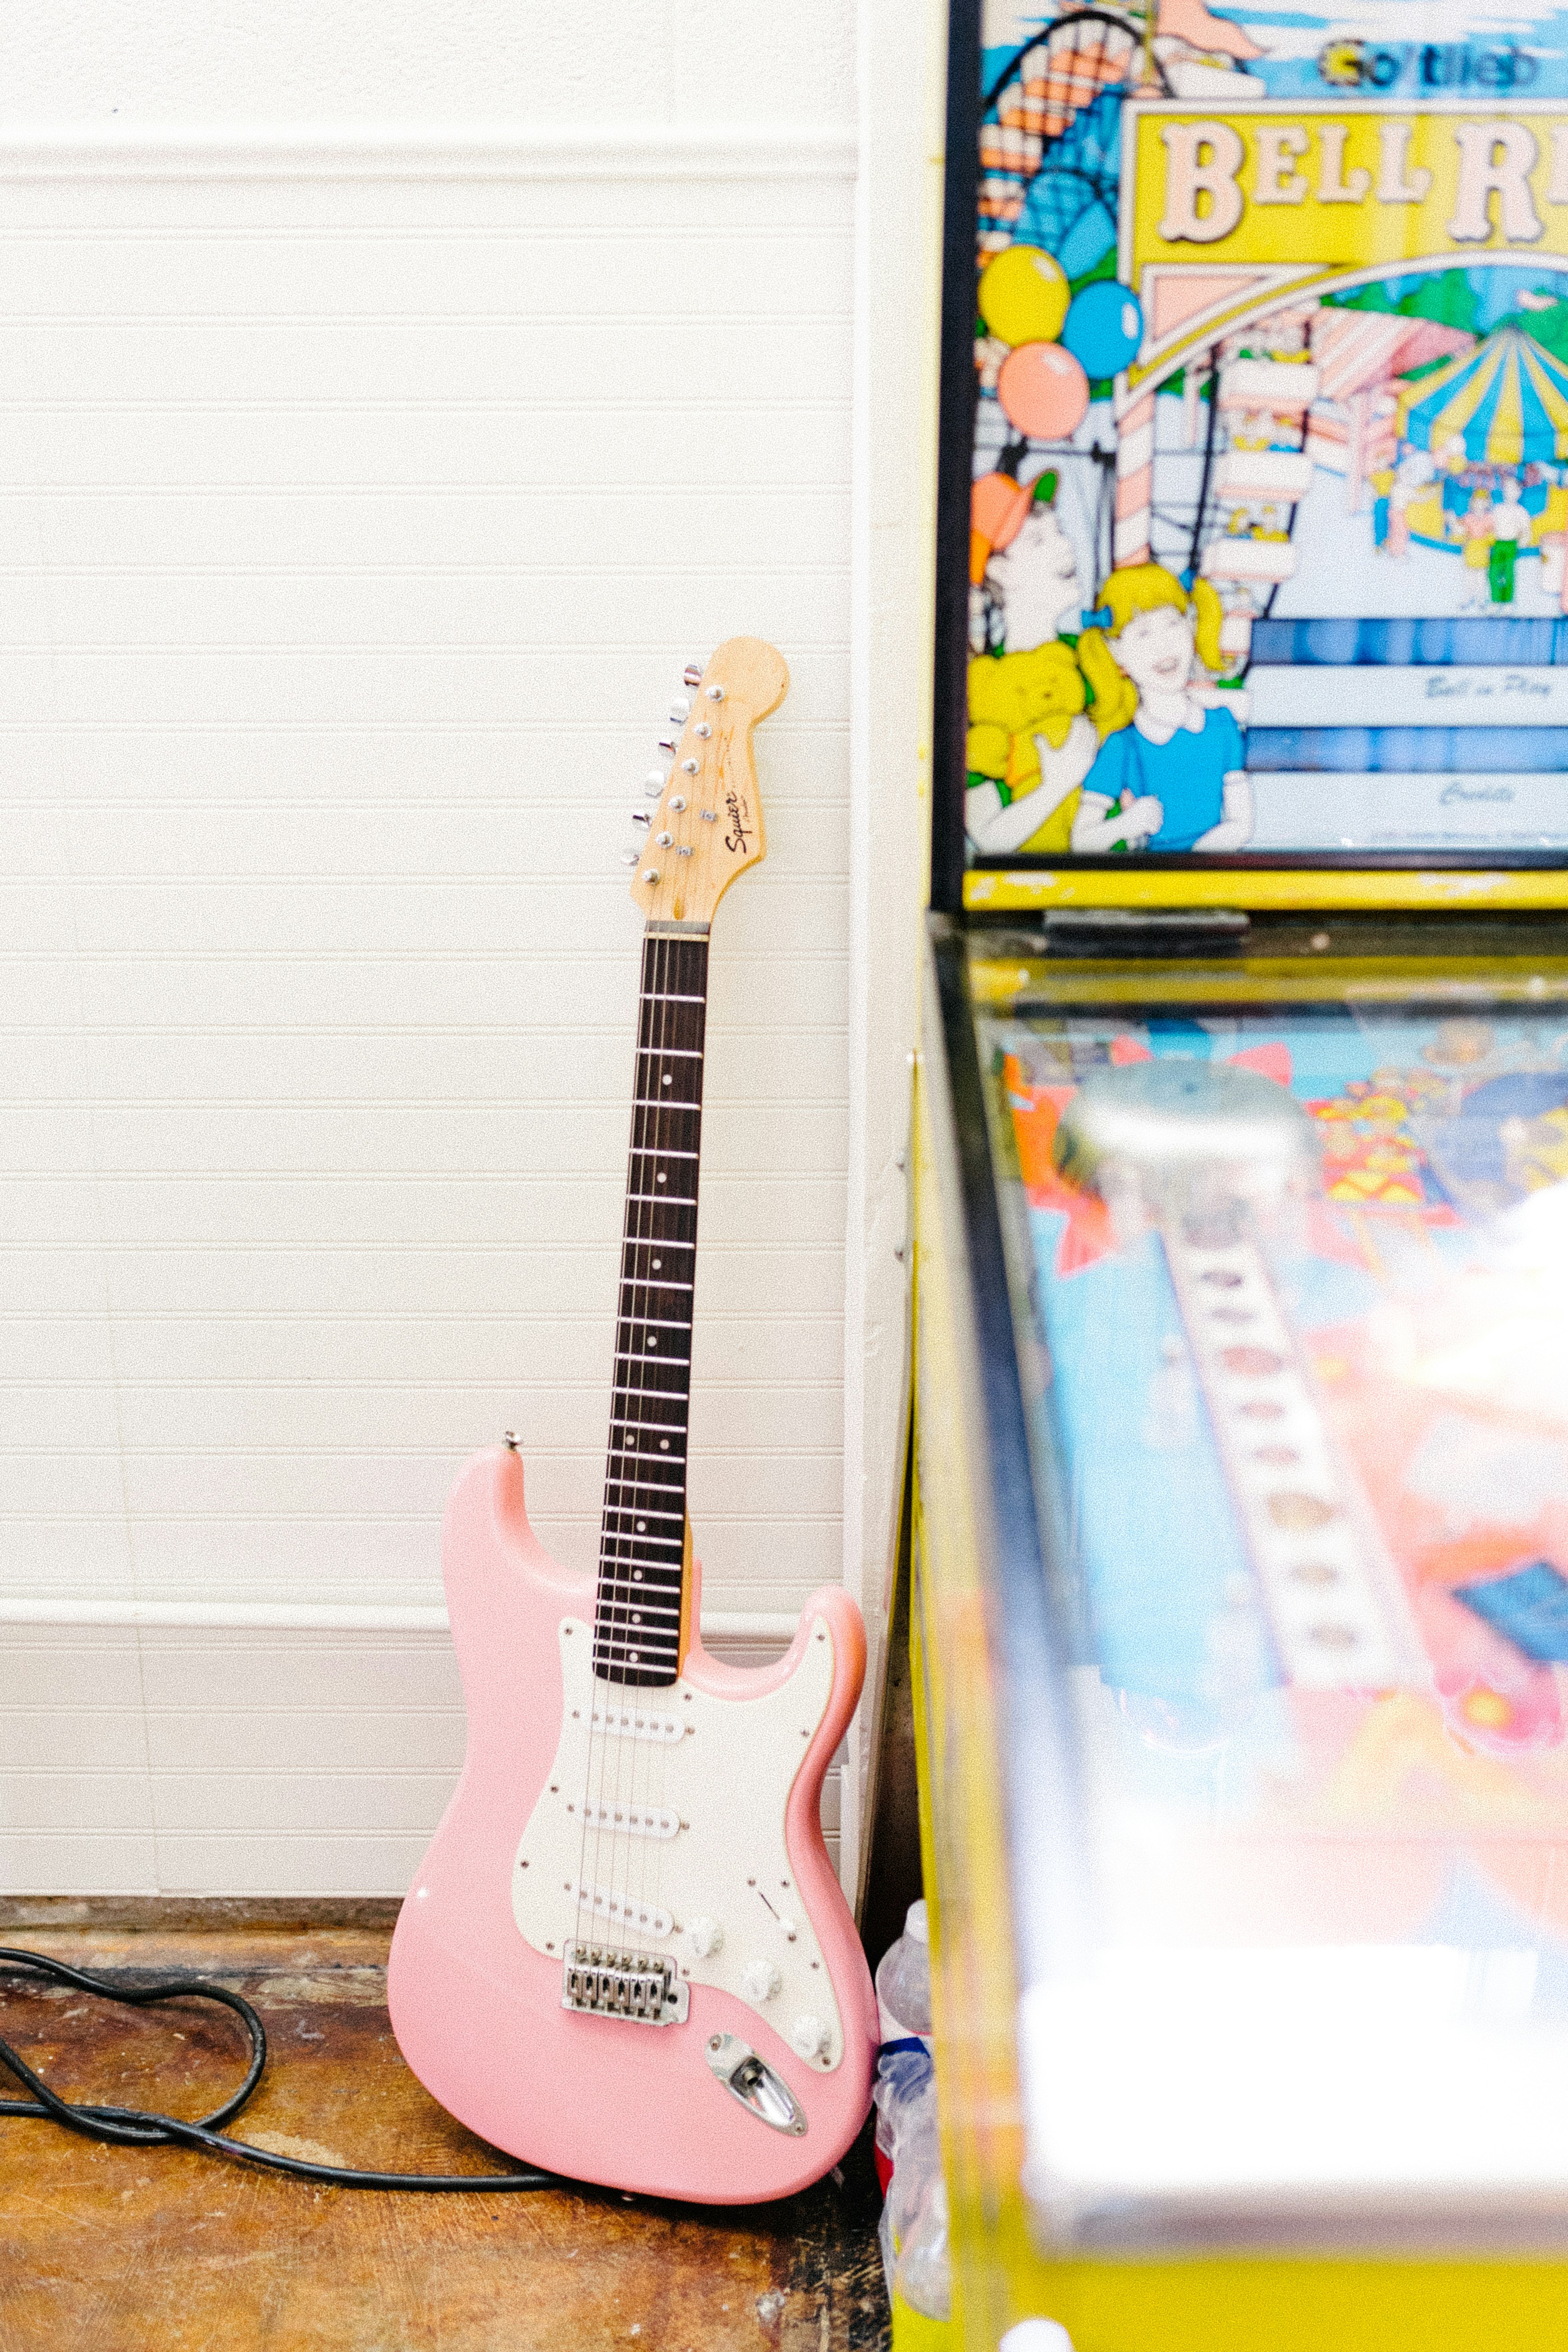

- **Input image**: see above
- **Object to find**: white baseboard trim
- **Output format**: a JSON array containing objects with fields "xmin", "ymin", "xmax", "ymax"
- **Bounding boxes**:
[
  {"xmin": 0, "ymin": 124, "xmax": 857, "ymax": 182},
  {"xmin": 0, "ymin": 1599, "xmax": 800, "ymax": 1641}
]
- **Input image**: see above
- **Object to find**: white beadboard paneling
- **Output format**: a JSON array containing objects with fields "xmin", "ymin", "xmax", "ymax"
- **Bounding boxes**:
[
  {"xmin": 0, "ymin": 126, "xmax": 864, "ymax": 1894},
  {"xmin": 0, "ymin": 1624, "xmax": 839, "ymax": 1895},
  {"xmin": 5, "ymin": 950, "xmax": 850, "ymax": 1031},
  {"xmin": 0, "ymin": 6, "xmax": 859, "ymax": 130},
  {"xmin": 0, "ymin": 493, "xmax": 851, "ymax": 577}
]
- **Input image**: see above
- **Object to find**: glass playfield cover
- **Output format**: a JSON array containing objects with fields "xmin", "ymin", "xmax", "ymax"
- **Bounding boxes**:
[
  {"xmin": 978, "ymin": 989, "xmax": 1568, "ymax": 2231},
  {"xmin": 957, "ymin": 0, "xmax": 1568, "ymax": 868}
]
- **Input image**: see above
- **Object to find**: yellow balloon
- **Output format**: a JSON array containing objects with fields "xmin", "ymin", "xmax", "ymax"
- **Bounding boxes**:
[{"xmin": 978, "ymin": 244, "xmax": 1070, "ymax": 349}]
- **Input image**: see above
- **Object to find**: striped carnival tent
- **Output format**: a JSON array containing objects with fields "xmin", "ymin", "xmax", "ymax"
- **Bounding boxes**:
[{"xmin": 1397, "ymin": 323, "xmax": 1568, "ymax": 465}]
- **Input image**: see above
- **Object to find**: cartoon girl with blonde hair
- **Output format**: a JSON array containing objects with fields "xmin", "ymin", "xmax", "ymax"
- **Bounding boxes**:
[{"xmin": 1071, "ymin": 563, "xmax": 1254, "ymax": 853}]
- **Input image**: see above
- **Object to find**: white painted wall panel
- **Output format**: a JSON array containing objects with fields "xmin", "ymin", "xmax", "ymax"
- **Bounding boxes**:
[
  {"xmin": 0, "ymin": 121, "xmax": 865, "ymax": 1892},
  {"xmin": 0, "ymin": 1625, "xmax": 840, "ymax": 1895}
]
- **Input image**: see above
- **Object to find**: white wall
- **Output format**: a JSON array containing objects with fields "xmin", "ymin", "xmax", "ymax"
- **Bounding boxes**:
[{"xmin": 0, "ymin": 2, "xmax": 931, "ymax": 1899}]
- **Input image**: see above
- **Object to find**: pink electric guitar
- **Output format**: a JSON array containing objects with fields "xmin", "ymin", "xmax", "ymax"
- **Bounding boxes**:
[{"xmin": 388, "ymin": 637, "xmax": 878, "ymax": 2201}]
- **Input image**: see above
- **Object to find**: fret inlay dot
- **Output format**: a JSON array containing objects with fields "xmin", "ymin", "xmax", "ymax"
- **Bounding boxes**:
[{"xmin": 656, "ymin": 1173, "xmax": 666, "ymax": 1184}]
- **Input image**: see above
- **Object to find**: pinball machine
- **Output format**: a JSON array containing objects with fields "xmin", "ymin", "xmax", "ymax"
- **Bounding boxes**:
[{"xmin": 912, "ymin": 0, "xmax": 1568, "ymax": 2341}]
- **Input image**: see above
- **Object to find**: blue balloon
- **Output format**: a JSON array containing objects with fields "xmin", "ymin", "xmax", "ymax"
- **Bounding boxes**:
[{"xmin": 1061, "ymin": 280, "xmax": 1144, "ymax": 379}]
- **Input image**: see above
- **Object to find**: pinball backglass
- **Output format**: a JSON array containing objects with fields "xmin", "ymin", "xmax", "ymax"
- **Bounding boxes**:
[{"xmin": 944, "ymin": 0, "xmax": 1568, "ymax": 893}]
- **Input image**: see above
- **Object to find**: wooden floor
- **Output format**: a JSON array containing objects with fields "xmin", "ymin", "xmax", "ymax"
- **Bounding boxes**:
[{"xmin": 0, "ymin": 1902, "xmax": 889, "ymax": 2352}]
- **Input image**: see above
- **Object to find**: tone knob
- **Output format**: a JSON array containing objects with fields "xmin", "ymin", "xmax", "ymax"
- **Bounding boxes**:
[
  {"xmin": 686, "ymin": 1916, "xmax": 723, "ymax": 1960},
  {"xmin": 741, "ymin": 1959, "xmax": 781, "ymax": 2004},
  {"xmin": 790, "ymin": 2013, "xmax": 828, "ymax": 2061}
]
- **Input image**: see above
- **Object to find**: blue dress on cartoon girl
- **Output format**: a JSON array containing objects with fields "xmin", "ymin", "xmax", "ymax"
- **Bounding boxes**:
[{"xmin": 1082, "ymin": 705, "xmax": 1246, "ymax": 853}]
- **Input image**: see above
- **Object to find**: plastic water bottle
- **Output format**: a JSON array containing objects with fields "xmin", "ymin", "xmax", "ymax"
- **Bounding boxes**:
[
  {"xmin": 873, "ymin": 2040, "xmax": 933, "ymax": 2191},
  {"xmin": 892, "ymin": 2171, "xmax": 952, "ymax": 2325},
  {"xmin": 875, "ymin": 1897, "xmax": 932, "ymax": 2045}
]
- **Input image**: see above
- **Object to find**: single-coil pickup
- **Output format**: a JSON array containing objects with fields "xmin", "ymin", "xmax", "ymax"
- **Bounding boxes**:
[
  {"xmin": 574, "ymin": 1800, "xmax": 680, "ymax": 1840},
  {"xmin": 591, "ymin": 1704, "xmax": 683, "ymax": 1744},
  {"xmin": 570, "ymin": 1880, "xmax": 672, "ymax": 1939}
]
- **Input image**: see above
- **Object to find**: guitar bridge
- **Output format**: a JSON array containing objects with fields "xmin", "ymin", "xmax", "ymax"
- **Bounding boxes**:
[{"xmin": 562, "ymin": 1942, "xmax": 690, "ymax": 2027}]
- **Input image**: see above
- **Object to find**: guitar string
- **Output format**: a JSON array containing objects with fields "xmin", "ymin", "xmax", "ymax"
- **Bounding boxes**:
[
  {"xmin": 592, "ymin": 918, "xmax": 665, "ymax": 1956},
  {"xmin": 574, "ymin": 921, "xmax": 657, "ymax": 1962},
  {"xmin": 645, "ymin": 925, "xmax": 699, "ymax": 1959},
  {"xmin": 649, "ymin": 924, "xmax": 695, "ymax": 1955},
  {"xmin": 572, "ymin": 910, "xmax": 708, "ymax": 1977},
  {"xmin": 637, "ymin": 922, "xmax": 692, "ymax": 1959},
  {"xmin": 623, "ymin": 919, "xmax": 672, "ymax": 1953},
  {"xmin": 581, "ymin": 919, "xmax": 690, "ymax": 1963}
]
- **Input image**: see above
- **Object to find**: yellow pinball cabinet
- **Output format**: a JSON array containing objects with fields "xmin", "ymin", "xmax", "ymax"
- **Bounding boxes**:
[{"xmin": 914, "ymin": 0, "xmax": 1568, "ymax": 2340}]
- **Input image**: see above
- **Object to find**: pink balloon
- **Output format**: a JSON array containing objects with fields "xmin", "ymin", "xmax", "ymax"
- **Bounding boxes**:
[{"xmin": 997, "ymin": 340, "xmax": 1090, "ymax": 441}]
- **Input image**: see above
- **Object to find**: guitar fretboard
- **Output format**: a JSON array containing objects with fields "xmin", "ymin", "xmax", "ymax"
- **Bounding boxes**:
[{"xmin": 593, "ymin": 923, "xmax": 709, "ymax": 1688}]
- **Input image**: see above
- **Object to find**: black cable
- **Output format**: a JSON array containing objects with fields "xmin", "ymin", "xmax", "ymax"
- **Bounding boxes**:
[{"xmin": 0, "ymin": 1946, "xmax": 556, "ymax": 2192}]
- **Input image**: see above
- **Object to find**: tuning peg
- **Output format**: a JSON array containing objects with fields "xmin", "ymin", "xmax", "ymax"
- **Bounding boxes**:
[
  {"xmin": 657, "ymin": 736, "xmax": 678, "ymax": 755},
  {"xmin": 631, "ymin": 810, "xmax": 651, "ymax": 827},
  {"xmin": 669, "ymin": 695, "xmax": 691, "ymax": 722},
  {"xmin": 644, "ymin": 768, "xmax": 668, "ymax": 794},
  {"xmin": 621, "ymin": 850, "xmax": 640, "ymax": 866},
  {"xmin": 682, "ymin": 662, "xmax": 704, "ymax": 688}
]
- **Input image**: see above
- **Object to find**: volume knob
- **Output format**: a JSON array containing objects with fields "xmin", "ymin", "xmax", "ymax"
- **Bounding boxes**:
[
  {"xmin": 741, "ymin": 1958, "xmax": 781, "ymax": 2004},
  {"xmin": 790, "ymin": 2013, "xmax": 828, "ymax": 2061},
  {"xmin": 686, "ymin": 1916, "xmax": 723, "ymax": 1960}
]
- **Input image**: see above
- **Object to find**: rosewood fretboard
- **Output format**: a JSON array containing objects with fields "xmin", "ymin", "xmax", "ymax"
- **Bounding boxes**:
[{"xmin": 592, "ymin": 922, "xmax": 709, "ymax": 1688}]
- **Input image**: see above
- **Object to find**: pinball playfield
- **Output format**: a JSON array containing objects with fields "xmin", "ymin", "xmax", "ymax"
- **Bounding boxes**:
[{"xmin": 914, "ymin": 918, "xmax": 1568, "ymax": 2350}]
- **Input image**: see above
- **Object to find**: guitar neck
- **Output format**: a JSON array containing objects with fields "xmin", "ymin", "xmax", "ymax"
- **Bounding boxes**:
[{"xmin": 593, "ymin": 919, "xmax": 711, "ymax": 1688}]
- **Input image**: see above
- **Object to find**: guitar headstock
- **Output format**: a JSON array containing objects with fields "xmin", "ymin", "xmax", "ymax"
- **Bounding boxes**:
[{"xmin": 626, "ymin": 637, "xmax": 788, "ymax": 928}]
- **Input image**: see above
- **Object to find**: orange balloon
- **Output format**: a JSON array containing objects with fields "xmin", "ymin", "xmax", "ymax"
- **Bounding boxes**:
[{"xmin": 997, "ymin": 340, "xmax": 1090, "ymax": 441}]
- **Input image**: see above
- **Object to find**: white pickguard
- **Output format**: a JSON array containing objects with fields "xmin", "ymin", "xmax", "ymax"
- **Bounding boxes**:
[{"xmin": 513, "ymin": 1617, "xmax": 844, "ymax": 2072}]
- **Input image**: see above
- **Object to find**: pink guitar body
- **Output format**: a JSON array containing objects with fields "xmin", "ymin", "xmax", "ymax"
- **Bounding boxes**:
[{"xmin": 388, "ymin": 1444, "xmax": 879, "ymax": 2202}]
